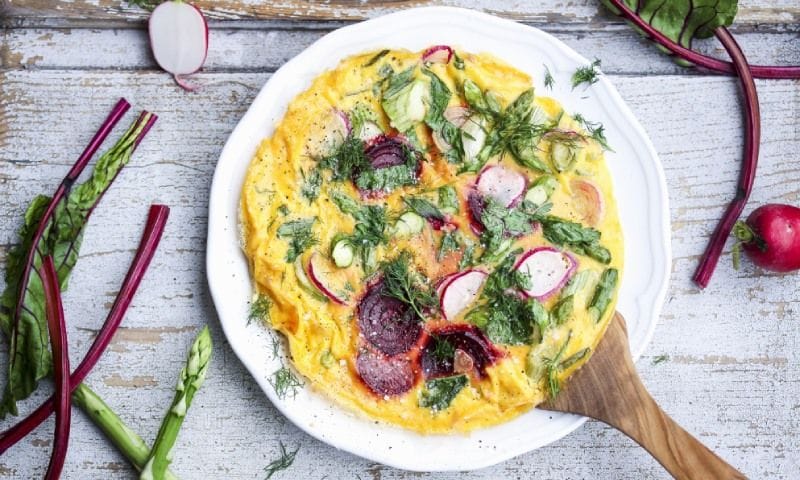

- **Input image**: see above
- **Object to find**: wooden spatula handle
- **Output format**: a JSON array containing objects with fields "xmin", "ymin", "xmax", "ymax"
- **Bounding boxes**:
[
  {"xmin": 543, "ymin": 314, "xmax": 746, "ymax": 479},
  {"xmin": 602, "ymin": 381, "xmax": 746, "ymax": 480}
]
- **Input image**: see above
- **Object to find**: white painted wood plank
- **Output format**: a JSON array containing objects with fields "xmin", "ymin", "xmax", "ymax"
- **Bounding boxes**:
[
  {"xmin": 3, "ymin": 0, "xmax": 798, "ymax": 26},
  {"xmin": 0, "ymin": 67, "xmax": 797, "ymax": 479},
  {"xmin": 2, "ymin": 27, "xmax": 799, "ymax": 76}
]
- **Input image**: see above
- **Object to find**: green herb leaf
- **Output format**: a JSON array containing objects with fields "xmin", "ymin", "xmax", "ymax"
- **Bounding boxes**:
[
  {"xmin": 318, "ymin": 136, "xmax": 369, "ymax": 183},
  {"xmin": 571, "ymin": 59, "xmax": 602, "ymax": 89},
  {"xmin": 544, "ymin": 330, "xmax": 573, "ymax": 399},
  {"xmin": 422, "ymin": 69, "xmax": 452, "ymax": 130},
  {"xmin": 277, "ymin": 218, "xmax": 317, "ymax": 263},
  {"xmin": 543, "ymin": 65, "xmax": 555, "ymax": 90},
  {"xmin": 264, "ymin": 442, "xmax": 300, "ymax": 479},
  {"xmin": 248, "ymin": 294, "xmax": 272, "ymax": 325},
  {"xmin": 438, "ymin": 185, "xmax": 459, "ymax": 212},
  {"xmin": 652, "ymin": 354, "xmax": 670, "ymax": 365},
  {"xmin": 539, "ymin": 216, "xmax": 612, "ymax": 264},
  {"xmin": 419, "ymin": 375, "xmax": 468, "ymax": 411},
  {"xmin": 380, "ymin": 251, "xmax": 437, "ymax": 320},
  {"xmin": 270, "ymin": 365, "xmax": 304, "ymax": 400},
  {"xmin": 300, "ymin": 168, "xmax": 322, "ymax": 202}
]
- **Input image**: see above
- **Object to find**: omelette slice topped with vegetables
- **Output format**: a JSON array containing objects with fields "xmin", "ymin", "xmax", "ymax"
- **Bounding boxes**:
[{"xmin": 241, "ymin": 46, "xmax": 623, "ymax": 433}]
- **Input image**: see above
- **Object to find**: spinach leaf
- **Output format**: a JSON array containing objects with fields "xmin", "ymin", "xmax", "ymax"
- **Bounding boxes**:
[
  {"xmin": 419, "ymin": 375, "xmax": 468, "ymax": 411},
  {"xmin": 422, "ymin": 69, "xmax": 451, "ymax": 130},
  {"xmin": 404, "ymin": 197, "xmax": 445, "ymax": 222},
  {"xmin": 0, "ymin": 112, "xmax": 155, "ymax": 417}
]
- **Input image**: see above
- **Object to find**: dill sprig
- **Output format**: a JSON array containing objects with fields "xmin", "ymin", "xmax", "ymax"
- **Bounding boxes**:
[
  {"xmin": 652, "ymin": 354, "xmax": 670, "ymax": 365},
  {"xmin": 269, "ymin": 365, "xmax": 304, "ymax": 400},
  {"xmin": 263, "ymin": 442, "xmax": 300, "ymax": 479},
  {"xmin": 571, "ymin": 59, "xmax": 602, "ymax": 89},
  {"xmin": 380, "ymin": 251, "xmax": 437, "ymax": 320},
  {"xmin": 543, "ymin": 64, "xmax": 555, "ymax": 90},
  {"xmin": 276, "ymin": 218, "xmax": 318, "ymax": 263},
  {"xmin": 248, "ymin": 294, "xmax": 272, "ymax": 325},
  {"xmin": 300, "ymin": 167, "xmax": 322, "ymax": 202},
  {"xmin": 573, "ymin": 113, "xmax": 613, "ymax": 151}
]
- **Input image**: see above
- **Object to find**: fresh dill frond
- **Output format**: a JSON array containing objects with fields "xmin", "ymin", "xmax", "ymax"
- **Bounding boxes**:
[
  {"xmin": 380, "ymin": 251, "xmax": 437, "ymax": 320},
  {"xmin": 574, "ymin": 114, "xmax": 613, "ymax": 151},
  {"xmin": 269, "ymin": 365, "xmax": 304, "ymax": 400},
  {"xmin": 263, "ymin": 442, "xmax": 300, "ymax": 479},
  {"xmin": 571, "ymin": 59, "xmax": 602, "ymax": 89},
  {"xmin": 543, "ymin": 64, "xmax": 555, "ymax": 90},
  {"xmin": 248, "ymin": 294, "xmax": 272, "ymax": 325},
  {"xmin": 300, "ymin": 167, "xmax": 322, "ymax": 202},
  {"xmin": 652, "ymin": 354, "xmax": 670, "ymax": 365},
  {"xmin": 276, "ymin": 218, "xmax": 317, "ymax": 263},
  {"xmin": 431, "ymin": 335, "xmax": 456, "ymax": 361}
]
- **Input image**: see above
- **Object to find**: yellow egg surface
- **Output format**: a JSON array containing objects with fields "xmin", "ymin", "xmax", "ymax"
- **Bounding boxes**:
[{"xmin": 240, "ymin": 47, "xmax": 623, "ymax": 434}]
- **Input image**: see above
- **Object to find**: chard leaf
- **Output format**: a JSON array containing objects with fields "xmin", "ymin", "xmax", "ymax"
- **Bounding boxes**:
[
  {"xmin": 602, "ymin": 0, "xmax": 737, "ymax": 58},
  {"xmin": 0, "ymin": 113, "xmax": 154, "ymax": 417}
]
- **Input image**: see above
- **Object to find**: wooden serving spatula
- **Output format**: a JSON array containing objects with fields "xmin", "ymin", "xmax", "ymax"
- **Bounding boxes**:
[{"xmin": 541, "ymin": 313, "xmax": 747, "ymax": 480}]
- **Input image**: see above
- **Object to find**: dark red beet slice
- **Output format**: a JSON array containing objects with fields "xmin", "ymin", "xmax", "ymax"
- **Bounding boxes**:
[
  {"xmin": 420, "ymin": 324, "xmax": 503, "ymax": 380},
  {"xmin": 364, "ymin": 135, "xmax": 409, "ymax": 169},
  {"xmin": 356, "ymin": 348, "xmax": 416, "ymax": 396},
  {"xmin": 467, "ymin": 190, "xmax": 486, "ymax": 234},
  {"xmin": 357, "ymin": 281, "xmax": 422, "ymax": 356}
]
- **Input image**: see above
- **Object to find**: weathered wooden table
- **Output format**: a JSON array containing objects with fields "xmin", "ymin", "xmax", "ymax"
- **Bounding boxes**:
[{"xmin": 1, "ymin": 1, "xmax": 798, "ymax": 478}]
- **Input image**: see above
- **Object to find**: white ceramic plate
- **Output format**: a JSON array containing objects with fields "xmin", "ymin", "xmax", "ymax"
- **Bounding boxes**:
[{"xmin": 207, "ymin": 6, "xmax": 671, "ymax": 472}]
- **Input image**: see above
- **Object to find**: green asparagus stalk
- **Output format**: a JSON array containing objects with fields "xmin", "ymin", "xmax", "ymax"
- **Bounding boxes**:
[
  {"xmin": 72, "ymin": 383, "xmax": 179, "ymax": 480},
  {"xmin": 141, "ymin": 326, "xmax": 213, "ymax": 480}
]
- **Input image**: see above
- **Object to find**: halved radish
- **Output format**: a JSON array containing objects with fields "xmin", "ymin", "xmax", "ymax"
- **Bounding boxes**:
[
  {"xmin": 461, "ymin": 116, "xmax": 486, "ymax": 164},
  {"xmin": 439, "ymin": 270, "xmax": 488, "ymax": 321},
  {"xmin": 570, "ymin": 179, "xmax": 604, "ymax": 226},
  {"xmin": 307, "ymin": 253, "xmax": 349, "ymax": 305},
  {"xmin": 476, "ymin": 165, "xmax": 527, "ymax": 208},
  {"xmin": 422, "ymin": 45, "xmax": 454, "ymax": 64},
  {"xmin": 514, "ymin": 247, "xmax": 577, "ymax": 300},
  {"xmin": 307, "ymin": 108, "xmax": 351, "ymax": 157},
  {"xmin": 149, "ymin": 1, "xmax": 208, "ymax": 91}
]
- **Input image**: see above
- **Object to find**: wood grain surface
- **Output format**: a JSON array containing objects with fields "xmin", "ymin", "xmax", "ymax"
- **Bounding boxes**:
[
  {"xmin": 0, "ymin": 1, "xmax": 798, "ymax": 478},
  {"xmin": 543, "ymin": 313, "xmax": 747, "ymax": 480}
]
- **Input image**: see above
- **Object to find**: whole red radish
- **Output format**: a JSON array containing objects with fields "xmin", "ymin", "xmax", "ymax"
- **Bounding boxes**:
[{"xmin": 733, "ymin": 204, "xmax": 800, "ymax": 272}]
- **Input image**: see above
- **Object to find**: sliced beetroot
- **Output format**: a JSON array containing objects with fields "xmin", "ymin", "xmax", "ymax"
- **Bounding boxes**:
[
  {"xmin": 422, "ymin": 45, "xmax": 454, "ymax": 64},
  {"xmin": 467, "ymin": 190, "xmax": 486, "ymax": 234},
  {"xmin": 476, "ymin": 165, "xmax": 527, "ymax": 208},
  {"xmin": 420, "ymin": 324, "xmax": 503, "ymax": 380},
  {"xmin": 364, "ymin": 135, "xmax": 409, "ymax": 169},
  {"xmin": 356, "ymin": 348, "xmax": 416, "ymax": 396},
  {"xmin": 514, "ymin": 247, "xmax": 577, "ymax": 300},
  {"xmin": 439, "ymin": 270, "xmax": 487, "ymax": 321},
  {"xmin": 357, "ymin": 281, "xmax": 422, "ymax": 356}
]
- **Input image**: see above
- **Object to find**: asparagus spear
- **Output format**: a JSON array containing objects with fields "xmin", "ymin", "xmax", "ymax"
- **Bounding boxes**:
[
  {"xmin": 141, "ymin": 326, "xmax": 213, "ymax": 480},
  {"xmin": 72, "ymin": 383, "xmax": 179, "ymax": 480}
]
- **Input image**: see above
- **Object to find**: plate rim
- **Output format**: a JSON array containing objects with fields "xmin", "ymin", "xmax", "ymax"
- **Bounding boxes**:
[{"xmin": 207, "ymin": 5, "xmax": 671, "ymax": 472}]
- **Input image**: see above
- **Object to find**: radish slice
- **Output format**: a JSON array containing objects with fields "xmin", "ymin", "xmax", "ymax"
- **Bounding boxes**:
[
  {"xmin": 514, "ymin": 248, "xmax": 577, "ymax": 300},
  {"xmin": 439, "ymin": 270, "xmax": 488, "ymax": 321},
  {"xmin": 149, "ymin": 1, "xmax": 208, "ymax": 91},
  {"xmin": 461, "ymin": 116, "xmax": 486, "ymax": 163},
  {"xmin": 307, "ymin": 254, "xmax": 348, "ymax": 305},
  {"xmin": 476, "ymin": 165, "xmax": 527, "ymax": 208},
  {"xmin": 357, "ymin": 120, "xmax": 382, "ymax": 142},
  {"xmin": 444, "ymin": 106, "xmax": 471, "ymax": 127},
  {"xmin": 570, "ymin": 179, "xmax": 605, "ymax": 226},
  {"xmin": 307, "ymin": 109, "xmax": 351, "ymax": 157},
  {"xmin": 422, "ymin": 45, "xmax": 454, "ymax": 64}
]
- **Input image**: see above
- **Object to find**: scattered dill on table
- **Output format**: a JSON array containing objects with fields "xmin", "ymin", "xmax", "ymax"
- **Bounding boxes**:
[{"xmin": 263, "ymin": 441, "xmax": 300, "ymax": 479}]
